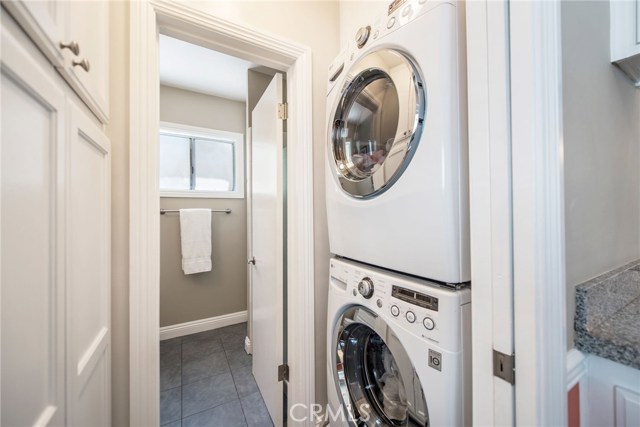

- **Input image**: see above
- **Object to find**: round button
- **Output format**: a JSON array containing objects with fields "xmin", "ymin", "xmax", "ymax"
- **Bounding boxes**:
[
  {"xmin": 387, "ymin": 17, "xmax": 396, "ymax": 29},
  {"xmin": 406, "ymin": 311, "xmax": 416, "ymax": 323},
  {"xmin": 390, "ymin": 305, "xmax": 400, "ymax": 317},
  {"xmin": 352, "ymin": 289, "xmax": 357, "ymax": 296},
  {"xmin": 423, "ymin": 317, "xmax": 435, "ymax": 330},
  {"xmin": 402, "ymin": 5, "xmax": 413, "ymax": 17},
  {"xmin": 376, "ymin": 299, "xmax": 383, "ymax": 308}
]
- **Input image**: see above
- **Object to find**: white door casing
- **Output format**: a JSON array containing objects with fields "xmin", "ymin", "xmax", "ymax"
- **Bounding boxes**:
[
  {"xmin": 467, "ymin": 0, "xmax": 567, "ymax": 425},
  {"xmin": 250, "ymin": 73, "xmax": 284, "ymax": 427},
  {"xmin": 466, "ymin": 0, "xmax": 515, "ymax": 424}
]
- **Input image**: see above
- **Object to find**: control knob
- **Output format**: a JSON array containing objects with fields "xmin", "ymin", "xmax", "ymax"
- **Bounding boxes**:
[
  {"xmin": 357, "ymin": 277, "xmax": 374, "ymax": 299},
  {"xmin": 355, "ymin": 26, "xmax": 371, "ymax": 48}
]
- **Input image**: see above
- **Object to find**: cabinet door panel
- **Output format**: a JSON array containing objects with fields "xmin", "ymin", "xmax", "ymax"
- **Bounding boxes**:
[
  {"xmin": 0, "ymin": 22, "xmax": 66, "ymax": 427},
  {"xmin": 2, "ymin": 0, "xmax": 66, "ymax": 67},
  {"xmin": 62, "ymin": 0, "xmax": 110, "ymax": 123},
  {"xmin": 66, "ymin": 101, "xmax": 111, "ymax": 427}
]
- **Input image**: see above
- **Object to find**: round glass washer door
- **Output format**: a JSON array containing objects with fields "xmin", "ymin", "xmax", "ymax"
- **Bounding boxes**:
[
  {"xmin": 333, "ymin": 306, "xmax": 429, "ymax": 426},
  {"xmin": 330, "ymin": 49, "xmax": 426, "ymax": 198}
]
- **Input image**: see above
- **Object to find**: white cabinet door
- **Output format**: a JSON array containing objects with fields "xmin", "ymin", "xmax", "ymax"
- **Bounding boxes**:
[
  {"xmin": 2, "ymin": 0, "xmax": 66, "ymax": 67},
  {"xmin": 3, "ymin": 0, "xmax": 110, "ymax": 123},
  {"xmin": 1, "ymin": 20, "xmax": 66, "ymax": 427},
  {"xmin": 1, "ymin": 15, "xmax": 112, "ymax": 426},
  {"xmin": 62, "ymin": 0, "xmax": 110, "ymax": 123},
  {"xmin": 250, "ymin": 73, "xmax": 284, "ymax": 427},
  {"xmin": 65, "ymin": 102, "xmax": 111, "ymax": 426}
]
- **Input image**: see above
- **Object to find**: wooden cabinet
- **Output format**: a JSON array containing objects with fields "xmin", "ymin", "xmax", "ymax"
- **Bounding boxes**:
[
  {"xmin": 3, "ymin": 0, "xmax": 110, "ymax": 122},
  {"xmin": 1, "ymin": 9, "xmax": 111, "ymax": 427},
  {"xmin": 611, "ymin": 0, "xmax": 640, "ymax": 86}
]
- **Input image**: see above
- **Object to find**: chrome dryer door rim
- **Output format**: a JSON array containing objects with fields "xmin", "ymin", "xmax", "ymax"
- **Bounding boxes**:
[{"xmin": 329, "ymin": 48, "xmax": 426, "ymax": 199}]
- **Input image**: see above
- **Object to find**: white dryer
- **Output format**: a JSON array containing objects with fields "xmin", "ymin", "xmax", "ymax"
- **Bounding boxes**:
[
  {"xmin": 326, "ymin": 257, "xmax": 471, "ymax": 426},
  {"xmin": 325, "ymin": 0, "xmax": 469, "ymax": 284}
]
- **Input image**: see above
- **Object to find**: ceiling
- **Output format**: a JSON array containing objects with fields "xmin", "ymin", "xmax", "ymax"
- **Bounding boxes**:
[{"xmin": 159, "ymin": 34, "xmax": 257, "ymax": 102}]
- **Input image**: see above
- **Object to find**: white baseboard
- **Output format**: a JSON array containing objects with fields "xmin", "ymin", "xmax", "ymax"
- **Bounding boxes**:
[
  {"xmin": 160, "ymin": 310, "xmax": 248, "ymax": 341},
  {"xmin": 244, "ymin": 336, "xmax": 252, "ymax": 354},
  {"xmin": 567, "ymin": 348, "xmax": 587, "ymax": 390}
]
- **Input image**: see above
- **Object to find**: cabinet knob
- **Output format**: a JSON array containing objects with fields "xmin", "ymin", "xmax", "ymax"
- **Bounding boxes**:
[
  {"xmin": 72, "ymin": 58, "xmax": 91, "ymax": 72},
  {"xmin": 59, "ymin": 41, "xmax": 80, "ymax": 56}
]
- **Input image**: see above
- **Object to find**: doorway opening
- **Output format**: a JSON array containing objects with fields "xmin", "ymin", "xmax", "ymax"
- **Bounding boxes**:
[
  {"xmin": 156, "ymin": 34, "xmax": 284, "ymax": 426},
  {"xmin": 129, "ymin": 3, "xmax": 315, "ymax": 426}
]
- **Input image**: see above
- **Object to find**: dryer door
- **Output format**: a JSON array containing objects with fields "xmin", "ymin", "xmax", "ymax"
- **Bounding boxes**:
[
  {"xmin": 329, "ymin": 49, "xmax": 426, "ymax": 198},
  {"xmin": 333, "ymin": 306, "xmax": 429, "ymax": 427}
]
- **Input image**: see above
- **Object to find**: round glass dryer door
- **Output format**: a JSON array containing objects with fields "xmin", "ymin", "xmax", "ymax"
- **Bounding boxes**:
[
  {"xmin": 333, "ymin": 306, "xmax": 429, "ymax": 426},
  {"xmin": 330, "ymin": 49, "xmax": 426, "ymax": 198}
]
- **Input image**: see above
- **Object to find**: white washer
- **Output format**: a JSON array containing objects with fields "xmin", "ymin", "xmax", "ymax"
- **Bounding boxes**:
[
  {"xmin": 325, "ymin": 0, "xmax": 469, "ymax": 284},
  {"xmin": 326, "ymin": 257, "xmax": 471, "ymax": 427}
]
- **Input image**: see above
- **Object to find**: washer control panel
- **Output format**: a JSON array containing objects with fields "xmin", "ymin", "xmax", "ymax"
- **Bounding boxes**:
[{"xmin": 329, "ymin": 257, "xmax": 469, "ymax": 352}]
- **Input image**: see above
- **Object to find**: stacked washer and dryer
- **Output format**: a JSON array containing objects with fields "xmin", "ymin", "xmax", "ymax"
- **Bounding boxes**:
[{"xmin": 325, "ymin": 1, "xmax": 471, "ymax": 426}]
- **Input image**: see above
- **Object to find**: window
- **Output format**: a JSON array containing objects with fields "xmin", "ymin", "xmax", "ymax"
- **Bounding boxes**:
[{"xmin": 159, "ymin": 122, "xmax": 244, "ymax": 198}]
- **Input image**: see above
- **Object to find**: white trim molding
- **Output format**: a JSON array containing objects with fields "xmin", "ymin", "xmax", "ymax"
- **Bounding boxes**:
[
  {"xmin": 510, "ymin": 1, "xmax": 567, "ymax": 426},
  {"xmin": 566, "ymin": 348, "xmax": 587, "ymax": 391},
  {"xmin": 129, "ymin": 2, "xmax": 315, "ymax": 426},
  {"xmin": 159, "ymin": 311, "xmax": 248, "ymax": 341}
]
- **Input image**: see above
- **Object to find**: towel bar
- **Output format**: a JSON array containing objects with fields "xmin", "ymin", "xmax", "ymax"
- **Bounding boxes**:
[{"xmin": 160, "ymin": 208, "xmax": 231, "ymax": 215}]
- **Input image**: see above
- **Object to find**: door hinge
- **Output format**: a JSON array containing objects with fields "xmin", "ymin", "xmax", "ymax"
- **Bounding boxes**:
[
  {"xmin": 278, "ymin": 103, "xmax": 288, "ymax": 120},
  {"xmin": 278, "ymin": 363, "xmax": 289, "ymax": 382},
  {"xmin": 493, "ymin": 350, "xmax": 515, "ymax": 385}
]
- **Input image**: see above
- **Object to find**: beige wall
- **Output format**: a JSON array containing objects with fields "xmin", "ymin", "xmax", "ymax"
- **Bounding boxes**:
[
  {"xmin": 562, "ymin": 1, "xmax": 640, "ymax": 348},
  {"xmin": 109, "ymin": 2, "xmax": 340, "ymax": 423},
  {"xmin": 108, "ymin": 1, "xmax": 130, "ymax": 425},
  {"xmin": 159, "ymin": 85, "xmax": 247, "ymax": 327}
]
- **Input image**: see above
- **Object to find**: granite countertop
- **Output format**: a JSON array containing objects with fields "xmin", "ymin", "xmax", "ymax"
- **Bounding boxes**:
[{"xmin": 574, "ymin": 260, "xmax": 640, "ymax": 369}]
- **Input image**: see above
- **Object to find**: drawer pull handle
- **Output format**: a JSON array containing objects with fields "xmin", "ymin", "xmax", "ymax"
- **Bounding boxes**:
[
  {"xmin": 72, "ymin": 58, "xmax": 91, "ymax": 72},
  {"xmin": 59, "ymin": 41, "xmax": 80, "ymax": 55}
]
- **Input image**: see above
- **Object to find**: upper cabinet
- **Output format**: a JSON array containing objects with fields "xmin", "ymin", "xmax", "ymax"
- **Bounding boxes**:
[
  {"xmin": 3, "ymin": 0, "xmax": 110, "ymax": 123},
  {"xmin": 611, "ymin": 0, "xmax": 640, "ymax": 87}
]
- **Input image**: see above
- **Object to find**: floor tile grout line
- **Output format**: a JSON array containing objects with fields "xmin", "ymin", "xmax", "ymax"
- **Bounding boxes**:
[{"xmin": 180, "ymin": 395, "xmax": 243, "ymax": 421}]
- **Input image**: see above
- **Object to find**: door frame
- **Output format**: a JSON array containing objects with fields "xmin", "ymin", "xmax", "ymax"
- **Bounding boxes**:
[
  {"xmin": 128, "ymin": 1, "xmax": 315, "ymax": 425},
  {"xmin": 467, "ymin": 0, "xmax": 567, "ymax": 425}
]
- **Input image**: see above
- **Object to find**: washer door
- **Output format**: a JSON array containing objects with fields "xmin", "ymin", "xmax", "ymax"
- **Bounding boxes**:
[
  {"xmin": 329, "ymin": 49, "xmax": 426, "ymax": 198},
  {"xmin": 333, "ymin": 306, "xmax": 429, "ymax": 426}
]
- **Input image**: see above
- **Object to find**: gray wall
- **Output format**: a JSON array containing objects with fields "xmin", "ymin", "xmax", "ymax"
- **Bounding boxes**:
[
  {"xmin": 562, "ymin": 1, "xmax": 640, "ymax": 348},
  {"xmin": 159, "ymin": 85, "xmax": 247, "ymax": 327}
]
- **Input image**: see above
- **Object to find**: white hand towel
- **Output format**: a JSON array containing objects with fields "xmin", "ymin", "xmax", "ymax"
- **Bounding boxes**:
[{"xmin": 179, "ymin": 209, "xmax": 212, "ymax": 274}]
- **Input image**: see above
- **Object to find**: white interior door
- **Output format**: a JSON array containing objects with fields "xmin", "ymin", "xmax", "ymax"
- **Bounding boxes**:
[{"xmin": 250, "ymin": 73, "xmax": 284, "ymax": 427}]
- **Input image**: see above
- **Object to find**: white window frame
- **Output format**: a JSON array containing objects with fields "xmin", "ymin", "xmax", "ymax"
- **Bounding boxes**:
[{"xmin": 159, "ymin": 121, "xmax": 245, "ymax": 199}]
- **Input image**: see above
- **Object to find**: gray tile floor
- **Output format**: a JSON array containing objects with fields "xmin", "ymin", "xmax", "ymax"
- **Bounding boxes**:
[{"xmin": 160, "ymin": 322, "xmax": 274, "ymax": 427}]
